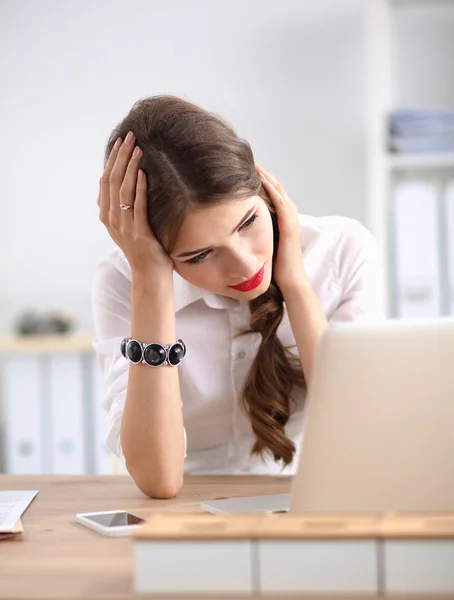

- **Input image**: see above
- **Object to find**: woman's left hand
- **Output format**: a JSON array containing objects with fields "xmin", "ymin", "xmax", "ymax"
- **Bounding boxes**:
[{"xmin": 256, "ymin": 163, "xmax": 308, "ymax": 293}]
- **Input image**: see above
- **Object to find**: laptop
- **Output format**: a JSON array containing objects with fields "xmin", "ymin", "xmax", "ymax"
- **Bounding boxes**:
[{"xmin": 201, "ymin": 318, "xmax": 454, "ymax": 514}]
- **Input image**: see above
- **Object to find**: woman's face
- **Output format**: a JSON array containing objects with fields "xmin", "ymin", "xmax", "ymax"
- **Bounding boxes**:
[{"xmin": 170, "ymin": 196, "xmax": 274, "ymax": 300}]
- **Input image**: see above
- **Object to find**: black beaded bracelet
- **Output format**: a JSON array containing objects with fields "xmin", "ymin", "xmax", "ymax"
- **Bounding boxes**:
[{"xmin": 121, "ymin": 337, "xmax": 186, "ymax": 367}]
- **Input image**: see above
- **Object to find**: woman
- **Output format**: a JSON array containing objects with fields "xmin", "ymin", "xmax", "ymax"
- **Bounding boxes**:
[{"xmin": 92, "ymin": 95, "xmax": 382, "ymax": 499}]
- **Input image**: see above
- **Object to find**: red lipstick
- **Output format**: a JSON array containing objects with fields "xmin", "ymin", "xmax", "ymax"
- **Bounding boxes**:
[{"xmin": 228, "ymin": 265, "xmax": 265, "ymax": 292}]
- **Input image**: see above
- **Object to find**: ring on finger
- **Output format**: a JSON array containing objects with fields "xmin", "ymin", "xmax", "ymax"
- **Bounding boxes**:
[{"xmin": 119, "ymin": 203, "xmax": 133, "ymax": 211}]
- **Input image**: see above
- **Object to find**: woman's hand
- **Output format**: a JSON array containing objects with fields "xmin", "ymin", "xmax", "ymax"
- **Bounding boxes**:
[
  {"xmin": 255, "ymin": 163, "xmax": 308, "ymax": 293},
  {"xmin": 97, "ymin": 131, "xmax": 174, "ymax": 277}
]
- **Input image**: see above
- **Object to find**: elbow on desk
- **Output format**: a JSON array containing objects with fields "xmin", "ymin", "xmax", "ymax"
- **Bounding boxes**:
[
  {"xmin": 137, "ymin": 478, "xmax": 183, "ymax": 500},
  {"xmin": 125, "ymin": 460, "xmax": 184, "ymax": 499}
]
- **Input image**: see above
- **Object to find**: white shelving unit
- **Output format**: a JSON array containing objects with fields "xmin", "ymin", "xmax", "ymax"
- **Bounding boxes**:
[
  {"xmin": 0, "ymin": 334, "xmax": 112, "ymax": 475},
  {"xmin": 365, "ymin": 0, "xmax": 454, "ymax": 317},
  {"xmin": 388, "ymin": 152, "xmax": 454, "ymax": 170}
]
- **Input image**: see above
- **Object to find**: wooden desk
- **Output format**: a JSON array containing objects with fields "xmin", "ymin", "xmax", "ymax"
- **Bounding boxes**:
[{"xmin": 1, "ymin": 474, "xmax": 292, "ymax": 600}]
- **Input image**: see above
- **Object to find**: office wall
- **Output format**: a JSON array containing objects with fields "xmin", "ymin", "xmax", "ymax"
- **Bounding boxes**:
[{"xmin": 0, "ymin": 0, "xmax": 366, "ymax": 335}]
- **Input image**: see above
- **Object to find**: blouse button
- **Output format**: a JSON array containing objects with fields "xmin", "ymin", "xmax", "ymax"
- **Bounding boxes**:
[{"xmin": 237, "ymin": 351, "xmax": 246, "ymax": 359}]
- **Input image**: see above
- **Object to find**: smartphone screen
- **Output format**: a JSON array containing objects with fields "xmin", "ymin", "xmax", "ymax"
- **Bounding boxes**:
[{"xmin": 84, "ymin": 511, "xmax": 145, "ymax": 527}]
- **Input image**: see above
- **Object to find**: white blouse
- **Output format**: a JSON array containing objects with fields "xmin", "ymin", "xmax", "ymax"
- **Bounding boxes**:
[{"xmin": 91, "ymin": 214, "xmax": 383, "ymax": 476}]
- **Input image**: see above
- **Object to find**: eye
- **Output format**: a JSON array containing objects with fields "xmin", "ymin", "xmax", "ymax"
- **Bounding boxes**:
[
  {"xmin": 240, "ymin": 213, "xmax": 258, "ymax": 230},
  {"xmin": 186, "ymin": 250, "xmax": 211, "ymax": 265},
  {"xmin": 185, "ymin": 213, "xmax": 258, "ymax": 266}
]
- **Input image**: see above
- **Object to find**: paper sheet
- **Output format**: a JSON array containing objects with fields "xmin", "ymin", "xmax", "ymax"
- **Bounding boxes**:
[
  {"xmin": 0, "ymin": 519, "xmax": 23, "ymax": 541},
  {"xmin": 0, "ymin": 490, "xmax": 38, "ymax": 533}
]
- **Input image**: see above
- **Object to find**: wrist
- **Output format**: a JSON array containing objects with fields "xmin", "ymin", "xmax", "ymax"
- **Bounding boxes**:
[
  {"xmin": 130, "ymin": 272, "xmax": 176, "ymax": 342},
  {"xmin": 132, "ymin": 269, "xmax": 174, "ymax": 298},
  {"xmin": 280, "ymin": 276, "xmax": 312, "ymax": 300}
]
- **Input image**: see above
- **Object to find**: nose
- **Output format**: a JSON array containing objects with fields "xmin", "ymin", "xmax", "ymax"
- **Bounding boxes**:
[{"xmin": 225, "ymin": 248, "xmax": 258, "ymax": 282}]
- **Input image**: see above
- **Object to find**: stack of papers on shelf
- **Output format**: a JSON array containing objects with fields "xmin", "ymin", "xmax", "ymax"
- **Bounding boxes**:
[
  {"xmin": 0, "ymin": 490, "xmax": 38, "ymax": 540},
  {"xmin": 389, "ymin": 108, "xmax": 454, "ymax": 153}
]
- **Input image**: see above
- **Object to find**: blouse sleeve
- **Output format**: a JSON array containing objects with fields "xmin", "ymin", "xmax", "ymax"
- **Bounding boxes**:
[
  {"xmin": 91, "ymin": 256, "xmax": 187, "ymax": 466},
  {"xmin": 330, "ymin": 219, "xmax": 385, "ymax": 323}
]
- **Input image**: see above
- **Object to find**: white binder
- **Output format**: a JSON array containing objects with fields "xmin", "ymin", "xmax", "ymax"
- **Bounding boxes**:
[
  {"xmin": 49, "ymin": 353, "xmax": 86, "ymax": 474},
  {"xmin": 394, "ymin": 180, "xmax": 441, "ymax": 318},
  {"xmin": 3, "ymin": 355, "xmax": 43, "ymax": 474},
  {"xmin": 92, "ymin": 354, "xmax": 112, "ymax": 474},
  {"xmin": 446, "ymin": 181, "xmax": 454, "ymax": 315}
]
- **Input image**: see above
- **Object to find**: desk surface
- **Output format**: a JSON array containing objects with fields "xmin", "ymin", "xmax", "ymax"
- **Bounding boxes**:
[
  {"xmin": 1, "ymin": 475, "xmax": 294, "ymax": 600},
  {"xmin": 1, "ymin": 475, "xmax": 432, "ymax": 600}
]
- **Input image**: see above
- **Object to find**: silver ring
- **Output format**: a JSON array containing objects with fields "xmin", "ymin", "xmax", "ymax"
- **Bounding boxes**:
[{"xmin": 119, "ymin": 203, "xmax": 133, "ymax": 211}]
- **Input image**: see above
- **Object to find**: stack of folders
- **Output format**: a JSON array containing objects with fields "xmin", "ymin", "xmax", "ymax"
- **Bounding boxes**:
[
  {"xmin": 394, "ymin": 179, "xmax": 454, "ymax": 318},
  {"xmin": 389, "ymin": 108, "xmax": 454, "ymax": 154}
]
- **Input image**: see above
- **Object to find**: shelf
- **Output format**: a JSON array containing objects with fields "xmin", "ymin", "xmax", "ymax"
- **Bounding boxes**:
[
  {"xmin": 387, "ymin": 152, "xmax": 454, "ymax": 170},
  {"xmin": 0, "ymin": 333, "xmax": 95, "ymax": 354},
  {"xmin": 391, "ymin": 0, "xmax": 454, "ymax": 5}
]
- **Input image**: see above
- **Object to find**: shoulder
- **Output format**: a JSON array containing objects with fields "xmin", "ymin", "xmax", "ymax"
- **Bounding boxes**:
[
  {"xmin": 298, "ymin": 214, "xmax": 378, "ymax": 275},
  {"xmin": 297, "ymin": 215, "xmax": 382, "ymax": 319},
  {"xmin": 298, "ymin": 214, "xmax": 375, "ymax": 249}
]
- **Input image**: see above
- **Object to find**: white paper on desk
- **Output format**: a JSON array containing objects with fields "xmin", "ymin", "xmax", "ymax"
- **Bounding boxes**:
[
  {"xmin": 0, "ymin": 491, "xmax": 38, "ymax": 533},
  {"xmin": 0, "ymin": 519, "xmax": 23, "ymax": 541}
]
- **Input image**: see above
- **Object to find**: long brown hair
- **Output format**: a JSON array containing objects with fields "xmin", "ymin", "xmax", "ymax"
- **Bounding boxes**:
[{"xmin": 105, "ymin": 95, "xmax": 305, "ymax": 467}]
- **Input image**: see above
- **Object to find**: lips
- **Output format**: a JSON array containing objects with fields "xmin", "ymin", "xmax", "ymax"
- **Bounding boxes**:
[{"xmin": 228, "ymin": 265, "xmax": 265, "ymax": 292}]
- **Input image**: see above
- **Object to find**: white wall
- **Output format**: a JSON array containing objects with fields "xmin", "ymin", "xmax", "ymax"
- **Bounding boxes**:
[
  {"xmin": 0, "ymin": 0, "xmax": 367, "ymax": 335},
  {"xmin": 395, "ymin": 2, "xmax": 454, "ymax": 110}
]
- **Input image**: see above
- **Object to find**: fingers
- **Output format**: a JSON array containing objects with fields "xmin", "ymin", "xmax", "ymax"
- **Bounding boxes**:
[
  {"xmin": 109, "ymin": 131, "xmax": 136, "ymax": 228},
  {"xmin": 116, "ymin": 145, "xmax": 142, "ymax": 229},
  {"xmin": 134, "ymin": 169, "xmax": 151, "ymax": 237},
  {"xmin": 99, "ymin": 137, "xmax": 122, "ymax": 223},
  {"xmin": 98, "ymin": 131, "xmax": 150, "ymax": 245},
  {"xmin": 256, "ymin": 163, "xmax": 285, "ymax": 196},
  {"xmin": 257, "ymin": 165, "xmax": 298, "ymax": 219},
  {"xmin": 258, "ymin": 168, "xmax": 283, "ymax": 206},
  {"xmin": 256, "ymin": 163, "xmax": 294, "ymax": 204},
  {"xmin": 120, "ymin": 144, "xmax": 142, "ymax": 207}
]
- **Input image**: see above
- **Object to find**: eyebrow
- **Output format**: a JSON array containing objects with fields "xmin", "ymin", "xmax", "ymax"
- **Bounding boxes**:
[{"xmin": 175, "ymin": 206, "xmax": 256, "ymax": 258}]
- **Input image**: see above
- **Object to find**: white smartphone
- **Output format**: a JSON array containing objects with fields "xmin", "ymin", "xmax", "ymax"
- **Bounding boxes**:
[{"xmin": 76, "ymin": 510, "xmax": 146, "ymax": 537}]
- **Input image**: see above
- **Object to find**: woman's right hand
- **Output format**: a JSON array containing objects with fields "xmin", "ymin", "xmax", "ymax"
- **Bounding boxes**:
[{"xmin": 97, "ymin": 131, "xmax": 174, "ymax": 277}]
